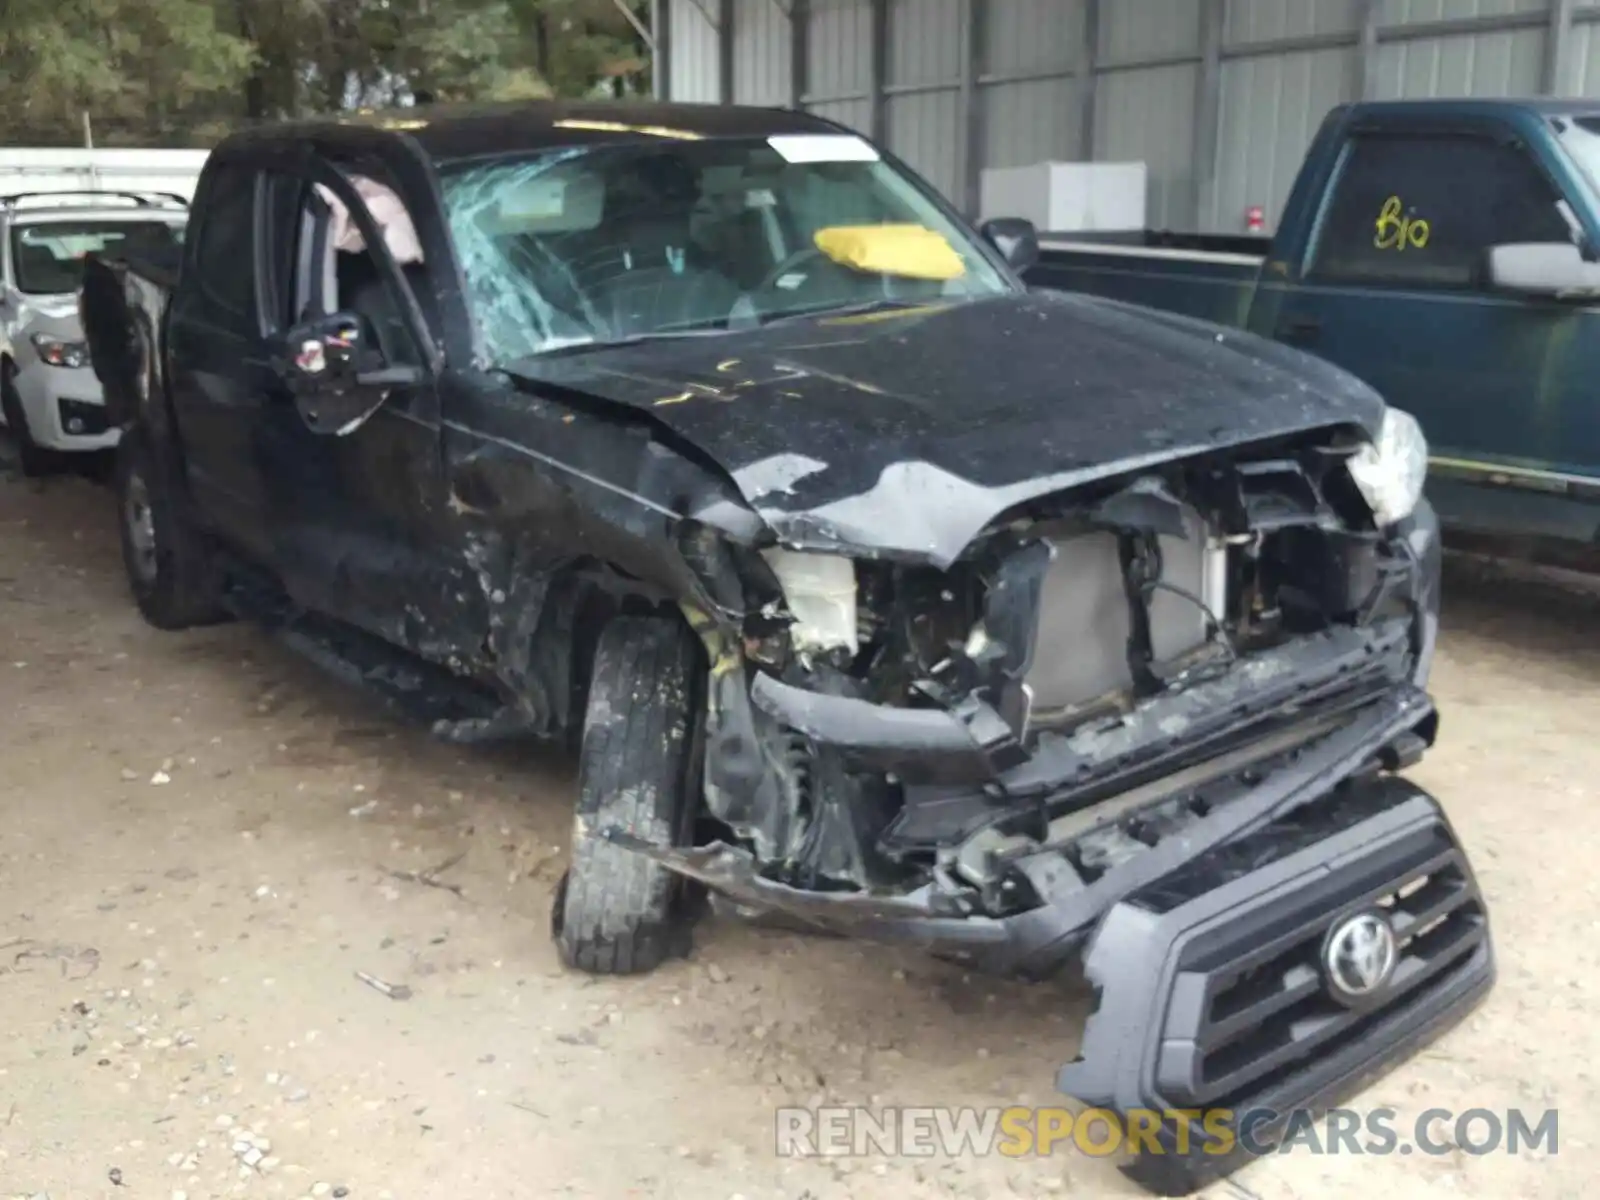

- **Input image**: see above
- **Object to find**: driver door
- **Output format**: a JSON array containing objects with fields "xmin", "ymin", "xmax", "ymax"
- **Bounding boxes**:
[{"xmin": 252, "ymin": 156, "xmax": 451, "ymax": 650}]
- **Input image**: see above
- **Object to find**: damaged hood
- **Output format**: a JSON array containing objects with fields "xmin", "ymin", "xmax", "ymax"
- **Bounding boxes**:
[{"xmin": 505, "ymin": 290, "xmax": 1384, "ymax": 566}]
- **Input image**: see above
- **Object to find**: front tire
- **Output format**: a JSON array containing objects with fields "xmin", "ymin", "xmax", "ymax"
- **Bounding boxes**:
[
  {"xmin": 553, "ymin": 615, "xmax": 703, "ymax": 975},
  {"xmin": 115, "ymin": 425, "xmax": 226, "ymax": 630}
]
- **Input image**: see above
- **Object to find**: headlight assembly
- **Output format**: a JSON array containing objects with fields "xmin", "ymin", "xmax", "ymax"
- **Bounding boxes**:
[
  {"xmin": 1347, "ymin": 407, "xmax": 1428, "ymax": 527},
  {"xmin": 30, "ymin": 333, "xmax": 90, "ymax": 369}
]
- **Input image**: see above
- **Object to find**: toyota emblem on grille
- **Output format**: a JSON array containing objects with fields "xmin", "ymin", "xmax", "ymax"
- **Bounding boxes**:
[{"xmin": 1322, "ymin": 911, "xmax": 1399, "ymax": 1002}]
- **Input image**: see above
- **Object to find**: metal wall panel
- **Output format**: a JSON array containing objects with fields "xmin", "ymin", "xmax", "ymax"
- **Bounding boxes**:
[
  {"xmin": 1380, "ymin": 0, "xmax": 1547, "ymax": 22},
  {"xmin": 1373, "ymin": 28, "xmax": 1545, "ymax": 95},
  {"xmin": 882, "ymin": 0, "xmax": 962, "ymax": 195},
  {"xmin": 1094, "ymin": 0, "xmax": 1202, "ymax": 228},
  {"xmin": 888, "ymin": 92, "xmax": 962, "ymax": 195},
  {"xmin": 983, "ymin": 79, "xmax": 1081, "ymax": 168},
  {"xmin": 809, "ymin": 0, "xmax": 874, "ymax": 99},
  {"xmin": 983, "ymin": 0, "xmax": 1082, "ymax": 168},
  {"xmin": 1210, "ymin": 47, "xmax": 1352, "ymax": 230},
  {"xmin": 1227, "ymin": 0, "xmax": 1362, "ymax": 41},
  {"xmin": 1099, "ymin": 0, "xmax": 1202, "ymax": 63},
  {"xmin": 669, "ymin": 2, "xmax": 722, "ymax": 101},
  {"xmin": 1096, "ymin": 64, "xmax": 1201, "ymax": 229},
  {"xmin": 734, "ymin": 0, "xmax": 794, "ymax": 105},
  {"xmin": 1568, "ymin": 19, "xmax": 1600, "ymax": 94},
  {"xmin": 889, "ymin": 0, "xmax": 963, "ymax": 83},
  {"xmin": 986, "ymin": 0, "xmax": 1084, "ymax": 74}
]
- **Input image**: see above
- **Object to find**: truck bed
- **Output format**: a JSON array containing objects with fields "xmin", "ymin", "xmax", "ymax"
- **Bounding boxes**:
[
  {"xmin": 1027, "ymin": 233, "xmax": 1265, "ymax": 330},
  {"xmin": 1039, "ymin": 229, "xmax": 1271, "ymax": 257}
]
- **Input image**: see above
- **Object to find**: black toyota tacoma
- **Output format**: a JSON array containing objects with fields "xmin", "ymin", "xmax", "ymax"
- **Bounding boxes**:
[{"xmin": 80, "ymin": 100, "xmax": 1491, "ymax": 1193}]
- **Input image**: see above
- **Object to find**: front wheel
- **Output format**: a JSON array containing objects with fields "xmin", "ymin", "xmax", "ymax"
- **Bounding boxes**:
[
  {"xmin": 115, "ymin": 426, "xmax": 227, "ymax": 630},
  {"xmin": 553, "ymin": 614, "xmax": 703, "ymax": 975}
]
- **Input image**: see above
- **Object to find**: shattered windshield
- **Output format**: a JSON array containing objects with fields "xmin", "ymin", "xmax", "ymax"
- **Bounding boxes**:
[{"xmin": 436, "ymin": 133, "xmax": 1010, "ymax": 362}]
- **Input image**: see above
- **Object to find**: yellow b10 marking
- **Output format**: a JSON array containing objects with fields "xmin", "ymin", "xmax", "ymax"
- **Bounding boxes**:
[{"xmin": 1374, "ymin": 195, "xmax": 1431, "ymax": 252}]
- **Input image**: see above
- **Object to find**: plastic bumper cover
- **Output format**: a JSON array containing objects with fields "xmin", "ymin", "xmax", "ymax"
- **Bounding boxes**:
[{"xmin": 13, "ymin": 361, "xmax": 117, "ymax": 450}]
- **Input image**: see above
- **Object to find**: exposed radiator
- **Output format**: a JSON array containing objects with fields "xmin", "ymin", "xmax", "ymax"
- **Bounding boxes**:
[{"xmin": 1025, "ymin": 507, "xmax": 1227, "ymax": 723}]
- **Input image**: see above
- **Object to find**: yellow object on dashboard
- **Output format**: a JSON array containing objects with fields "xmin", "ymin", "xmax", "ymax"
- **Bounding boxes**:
[{"xmin": 812, "ymin": 224, "xmax": 967, "ymax": 281}]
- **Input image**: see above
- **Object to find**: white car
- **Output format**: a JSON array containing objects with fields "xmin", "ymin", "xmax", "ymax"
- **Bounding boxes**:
[{"xmin": 1, "ymin": 192, "xmax": 187, "ymax": 474}]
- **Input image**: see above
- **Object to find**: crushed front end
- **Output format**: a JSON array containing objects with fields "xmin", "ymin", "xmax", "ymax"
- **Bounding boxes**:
[{"xmin": 613, "ymin": 415, "xmax": 1491, "ymax": 1191}]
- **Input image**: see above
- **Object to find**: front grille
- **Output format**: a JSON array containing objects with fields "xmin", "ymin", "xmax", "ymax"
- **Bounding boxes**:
[{"xmin": 1154, "ymin": 815, "xmax": 1487, "ymax": 1109}]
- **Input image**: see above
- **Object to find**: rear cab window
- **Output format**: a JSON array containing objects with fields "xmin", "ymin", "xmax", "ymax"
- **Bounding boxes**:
[{"xmin": 1308, "ymin": 130, "xmax": 1574, "ymax": 289}]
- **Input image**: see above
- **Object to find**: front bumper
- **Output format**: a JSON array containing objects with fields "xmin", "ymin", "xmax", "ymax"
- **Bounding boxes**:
[
  {"xmin": 615, "ymin": 632, "xmax": 1438, "ymax": 977},
  {"xmin": 10, "ymin": 360, "xmax": 119, "ymax": 451},
  {"xmin": 1062, "ymin": 775, "xmax": 1492, "ymax": 1195}
]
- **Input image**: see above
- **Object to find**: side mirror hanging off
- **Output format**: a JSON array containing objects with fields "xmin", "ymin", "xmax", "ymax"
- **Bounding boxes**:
[{"xmin": 279, "ymin": 312, "xmax": 418, "ymax": 436}]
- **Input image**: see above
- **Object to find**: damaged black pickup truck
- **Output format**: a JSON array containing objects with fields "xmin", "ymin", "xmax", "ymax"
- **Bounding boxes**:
[{"xmin": 81, "ymin": 101, "xmax": 1492, "ymax": 1193}]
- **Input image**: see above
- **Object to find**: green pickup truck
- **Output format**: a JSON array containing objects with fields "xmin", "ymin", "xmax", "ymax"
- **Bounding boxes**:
[{"xmin": 1028, "ymin": 98, "xmax": 1600, "ymax": 556}]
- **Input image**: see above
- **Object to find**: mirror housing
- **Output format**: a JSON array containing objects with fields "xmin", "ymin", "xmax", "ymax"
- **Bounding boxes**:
[
  {"xmin": 979, "ymin": 217, "xmax": 1041, "ymax": 274},
  {"xmin": 1488, "ymin": 241, "xmax": 1600, "ymax": 300},
  {"xmin": 279, "ymin": 312, "xmax": 420, "ymax": 436}
]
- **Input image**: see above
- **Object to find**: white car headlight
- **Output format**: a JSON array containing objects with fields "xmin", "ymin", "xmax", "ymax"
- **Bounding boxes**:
[{"xmin": 1347, "ymin": 407, "xmax": 1428, "ymax": 527}]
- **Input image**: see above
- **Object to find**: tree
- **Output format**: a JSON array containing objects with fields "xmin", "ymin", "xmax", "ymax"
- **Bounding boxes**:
[
  {"xmin": 0, "ymin": 0, "xmax": 255, "ymax": 144},
  {"xmin": 0, "ymin": 0, "xmax": 654, "ymax": 146}
]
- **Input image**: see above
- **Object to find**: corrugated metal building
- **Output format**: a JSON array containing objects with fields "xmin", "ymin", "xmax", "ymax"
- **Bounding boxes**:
[{"xmin": 651, "ymin": 0, "xmax": 1600, "ymax": 231}]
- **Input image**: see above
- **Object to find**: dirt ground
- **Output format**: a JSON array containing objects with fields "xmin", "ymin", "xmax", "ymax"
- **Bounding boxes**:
[{"xmin": 0, "ymin": 464, "xmax": 1595, "ymax": 1200}]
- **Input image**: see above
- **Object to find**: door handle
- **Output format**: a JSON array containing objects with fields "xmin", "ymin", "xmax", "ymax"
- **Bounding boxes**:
[{"xmin": 1278, "ymin": 317, "xmax": 1321, "ymax": 344}]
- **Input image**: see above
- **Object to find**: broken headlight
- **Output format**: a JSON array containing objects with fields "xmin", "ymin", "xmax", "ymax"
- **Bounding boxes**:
[
  {"xmin": 1347, "ymin": 406, "xmax": 1428, "ymax": 527},
  {"xmin": 761, "ymin": 548, "xmax": 859, "ymax": 657}
]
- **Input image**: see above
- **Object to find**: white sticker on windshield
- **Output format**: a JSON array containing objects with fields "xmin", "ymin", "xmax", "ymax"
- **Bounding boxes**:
[
  {"xmin": 500, "ymin": 178, "xmax": 568, "ymax": 219},
  {"xmin": 768, "ymin": 134, "xmax": 880, "ymax": 164}
]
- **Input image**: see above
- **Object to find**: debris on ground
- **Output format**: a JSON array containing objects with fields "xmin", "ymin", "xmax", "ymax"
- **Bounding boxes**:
[
  {"xmin": 386, "ymin": 851, "xmax": 467, "ymax": 899},
  {"xmin": 354, "ymin": 970, "xmax": 413, "ymax": 1001}
]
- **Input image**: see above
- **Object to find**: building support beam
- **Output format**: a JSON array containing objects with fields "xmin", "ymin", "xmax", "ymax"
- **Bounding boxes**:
[
  {"xmin": 718, "ymin": 0, "xmax": 735, "ymax": 104},
  {"xmin": 789, "ymin": 0, "xmax": 809, "ymax": 111},
  {"xmin": 958, "ymin": 0, "xmax": 986, "ymax": 219},
  {"xmin": 1192, "ymin": 0, "xmax": 1225, "ymax": 233},
  {"xmin": 868, "ymin": 0, "xmax": 889, "ymax": 144},
  {"xmin": 1076, "ymin": 0, "xmax": 1100, "ymax": 159},
  {"xmin": 651, "ymin": 0, "xmax": 672, "ymax": 100},
  {"xmin": 1354, "ymin": 0, "xmax": 1381, "ymax": 101},
  {"xmin": 1545, "ymin": 0, "xmax": 1575, "ymax": 94}
]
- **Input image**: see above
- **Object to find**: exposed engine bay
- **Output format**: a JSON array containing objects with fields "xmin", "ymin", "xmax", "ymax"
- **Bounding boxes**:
[{"xmin": 616, "ymin": 422, "xmax": 1440, "ymax": 975}]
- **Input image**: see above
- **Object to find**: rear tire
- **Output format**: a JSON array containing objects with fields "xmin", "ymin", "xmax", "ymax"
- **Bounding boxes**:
[
  {"xmin": 553, "ymin": 615, "xmax": 703, "ymax": 975},
  {"xmin": 115, "ymin": 425, "xmax": 227, "ymax": 630},
  {"xmin": 1, "ymin": 360, "xmax": 55, "ymax": 478}
]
